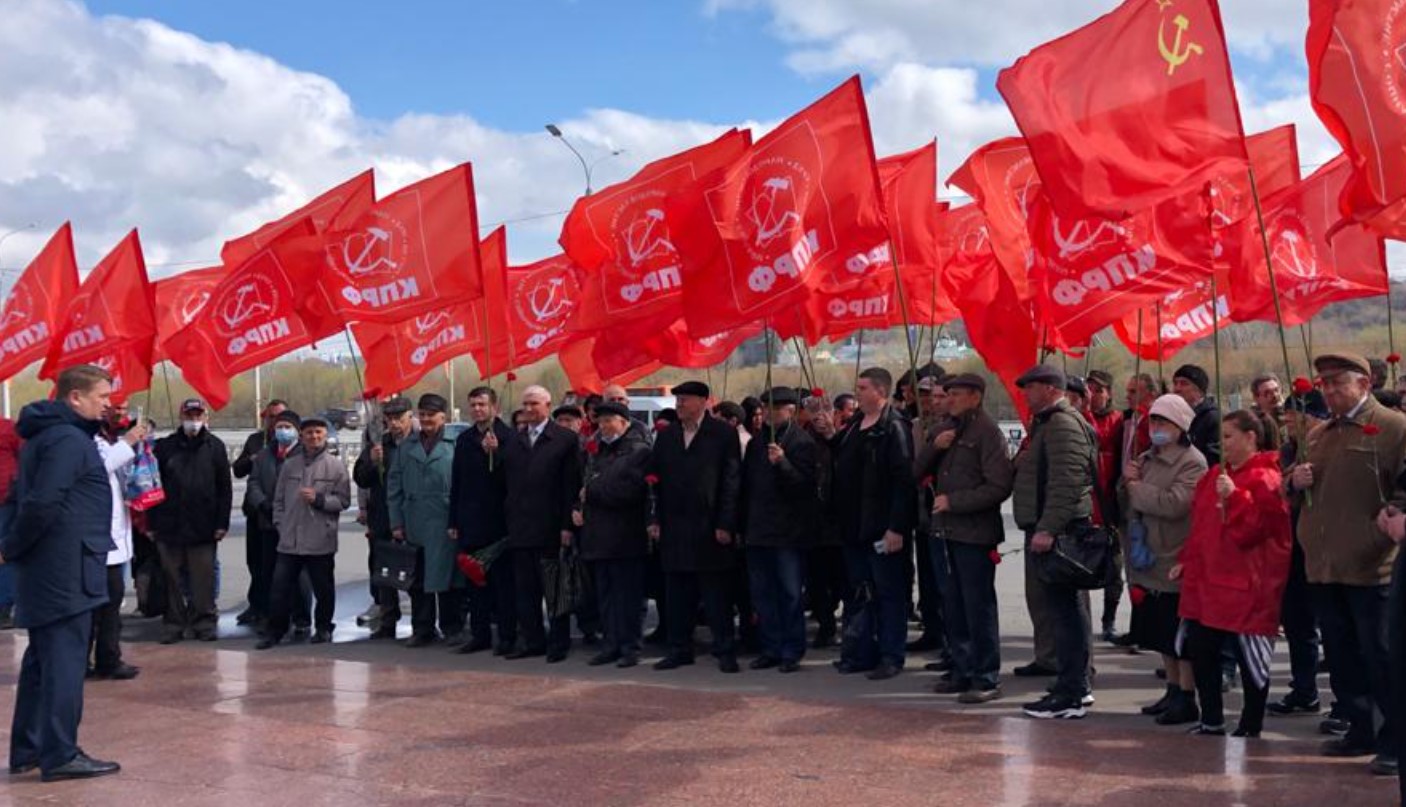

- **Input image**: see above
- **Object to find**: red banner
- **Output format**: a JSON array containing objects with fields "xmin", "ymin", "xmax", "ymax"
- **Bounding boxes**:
[
  {"xmin": 879, "ymin": 143, "xmax": 957, "ymax": 327},
  {"xmin": 153, "ymin": 264, "xmax": 226, "ymax": 362},
  {"xmin": 222, "ymin": 170, "xmax": 375, "ymax": 267},
  {"xmin": 1114, "ymin": 269, "xmax": 1230, "ymax": 361},
  {"xmin": 671, "ymin": 76, "xmax": 890, "ymax": 337},
  {"xmin": 948, "ymin": 137, "xmax": 1040, "ymax": 300},
  {"xmin": 316, "ymin": 163, "xmax": 483, "ymax": 324},
  {"xmin": 562, "ymin": 129, "xmax": 752, "ymax": 333},
  {"xmin": 165, "ymin": 221, "xmax": 328, "ymax": 409},
  {"xmin": 355, "ymin": 298, "xmax": 485, "ymax": 396},
  {"xmin": 997, "ymin": 0, "xmax": 1247, "ymax": 220},
  {"xmin": 475, "ymin": 226, "xmax": 582, "ymax": 377},
  {"xmin": 0, "ymin": 223, "xmax": 79, "ymax": 382},
  {"xmin": 41, "ymin": 230, "xmax": 157, "ymax": 403}
]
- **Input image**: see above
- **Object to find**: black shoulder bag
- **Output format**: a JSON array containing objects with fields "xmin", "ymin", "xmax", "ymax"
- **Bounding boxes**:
[{"xmin": 1033, "ymin": 412, "xmax": 1120, "ymax": 590}]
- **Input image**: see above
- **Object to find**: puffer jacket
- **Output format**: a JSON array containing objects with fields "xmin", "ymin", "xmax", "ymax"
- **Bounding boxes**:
[
  {"xmin": 1118, "ymin": 441, "xmax": 1207, "ymax": 592},
  {"xmin": 1013, "ymin": 398, "xmax": 1095, "ymax": 535}
]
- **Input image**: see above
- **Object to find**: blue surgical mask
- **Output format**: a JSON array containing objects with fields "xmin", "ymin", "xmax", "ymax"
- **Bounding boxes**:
[
  {"xmin": 1149, "ymin": 429, "xmax": 1175, "ymax": 447},
  {"xmin": 274, "ymin": 427, "xmax": 297, "ymax": 446}
]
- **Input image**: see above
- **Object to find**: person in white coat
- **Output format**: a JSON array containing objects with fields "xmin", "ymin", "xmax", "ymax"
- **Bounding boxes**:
[{"xmin": 88, "ymin": 405, "xmax": 145, "ymax": 680}]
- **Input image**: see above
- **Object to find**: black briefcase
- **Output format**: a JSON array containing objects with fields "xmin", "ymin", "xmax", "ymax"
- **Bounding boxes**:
[{"xmin": 373, "ymin": 540, "xmax": 422, "ymax": 591}]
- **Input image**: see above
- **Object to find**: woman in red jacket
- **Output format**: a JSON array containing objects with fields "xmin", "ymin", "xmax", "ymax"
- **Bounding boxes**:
[{"xmin": 1174, "ymin": 410, "xmax": 1292, "ymax": 737}]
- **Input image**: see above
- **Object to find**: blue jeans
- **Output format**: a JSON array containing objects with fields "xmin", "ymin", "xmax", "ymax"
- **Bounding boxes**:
[
  {"xmin": 0, "ymin": 503, "xmax": 14, "ymax": 608},
  {"xmin": 842, "ymin": 542, "xmax": 908, "ymax": 669},
  {"xmin": 932, "ymin": 538, "xmax": 1001, "ymax": 688},
  {"xmin": 747, "ymin": 547, "xmax": 807, "ymax": 663}
]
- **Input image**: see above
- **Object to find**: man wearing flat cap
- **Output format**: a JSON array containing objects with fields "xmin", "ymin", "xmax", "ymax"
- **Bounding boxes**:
[
  {"xmin": 1290, "ymin": 352, "xmax": 1406, "ymax": 775},
  {"xmin": 389, "ymin": 393, "xmax": 463, "ymax": 648},
  {"xmin": 915, "ymin": 373, "xmax": 1013, "ymax": 702},
  {"xmin": 907, "ymin": 374, "xmax": 950, "ymax": 660},
  {"xmin": 1084, "ymin": 370, "xmax": 1126, "ymax": 642},
  {"xmin": 1011, "ymin": 364, "xmax": 1099, "ymax": 719},
  {"xmin": 741, "ymin": 386, "xmax": 818, "ymax": 673},
  {"xmin": 353, "ymin": 398, "xmax": 415, "ymax": 639},
  {"xmin": 1172, "ymin": 364, "xmax": 1221, "ymax": 466},
  {"xmin": 649, "ymin": 381, "xmax": 744, "ymax": 673}
]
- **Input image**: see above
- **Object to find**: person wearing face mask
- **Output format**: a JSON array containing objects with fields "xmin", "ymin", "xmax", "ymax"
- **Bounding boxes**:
[
  {"xmin": 246, "ymin": 410, "xmax": 315, "ymax": 643},
  {"xmin": 149, "ymin": 400, "xmax": 232, "ymax": 644},
  {"xmin": 1119, "ymin": 394, "xmax": 1208, "ymax": 726}
]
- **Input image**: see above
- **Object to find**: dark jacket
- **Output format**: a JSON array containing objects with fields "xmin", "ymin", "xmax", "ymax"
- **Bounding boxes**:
[
  {"xmin": 150, "ymin": 427, "xmax": 233, "ymax": 546},
  {"xmin": 918, "ymin": 407, "xmax": 1014, "ymax": 547},
  {"xmin": 449, "ymin": 419, "xmax": 516, "ymax": 550},
  {"xmin": 651, "ymin": 415, "xmax": 742, "ymax": 572},
  {"xmin": 1188, "ymin": 398, "xmax": 1221, "ymax": 467},
  {"xmin": 1, "ymin": 401, "xmax": 110, "ymax": 628},
  {"xmin": 505, "ymin": 420, "xmax": 582, "ymax": 551},
  {"xmin": 741, "ymin": 421, "xmax": 819, "ymax": 549},
  {"xmin": 232, "ymin": 429, "xmax": 268, "ymax": 516},
  {"xmin": 1013, "ymin": 399, "xmax": 1095, "ymax": 535},
  {"xmin": 831, "ymin": 406, "xmax": 917, "ymax": 545},
  {"xmin": 579, "ymin": 429, "xmax": 652, "ymax": 561},
  {"xmin": 246, "ymin": 442, "xmax": 297, "ymax": 533}
]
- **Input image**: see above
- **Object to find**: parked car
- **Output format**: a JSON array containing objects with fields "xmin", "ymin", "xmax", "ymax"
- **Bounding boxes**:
[{"xmin": 319, "ymin": 407, "xmax": 363, "ymax": 430}]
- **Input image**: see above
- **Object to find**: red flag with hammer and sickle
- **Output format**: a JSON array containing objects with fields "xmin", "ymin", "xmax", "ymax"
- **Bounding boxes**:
[
  {"xmin": 0, "ymin": 223, "xmax": 80, "ymax": 382},
  {"xmin": 153, "ymin": 264, "xmax": 226, "ymax": 362},
  {"xmin": 222, "ymin": 170, "xmax": 375, "ymax": 267},
  {"xmin": 997, "ymin": 0, "xmax": 1248, "ymax": 220}
]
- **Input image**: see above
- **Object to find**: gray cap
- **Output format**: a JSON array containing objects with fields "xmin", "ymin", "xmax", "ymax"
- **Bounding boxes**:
[{"xmin": 1015, "ymin": 364, "xmax": 1067, "ymax": 390}]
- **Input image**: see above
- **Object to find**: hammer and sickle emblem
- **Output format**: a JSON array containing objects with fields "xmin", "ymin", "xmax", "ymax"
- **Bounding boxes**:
[{"xmin": 1158, "ymin": 13, "xmax": 1204, "ymax": 76}]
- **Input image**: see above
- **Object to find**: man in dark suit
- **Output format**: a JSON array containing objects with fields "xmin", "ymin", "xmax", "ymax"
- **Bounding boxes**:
[
  {"xmin": 504, "ymin": 385, "xmax": 582, "ymax": 662},
  {"xmin": 449, "ymin": 386, "xmax": 519, "ymax": 654},
  {"xmin": 649, "ymin": 381, "xmax": 743, "ymax": 674},
  {"xmin": 3, "ymin": 365, "xmax": 122, "ymax": 781}
]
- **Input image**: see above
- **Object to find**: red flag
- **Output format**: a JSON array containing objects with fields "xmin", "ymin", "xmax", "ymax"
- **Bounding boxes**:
[
  {"xmin": 590, "ymin": 318, "xmax": 760, "ymax": 379},
  {"xmin": 997, "ymin": 0, "xmax": 1248, "ymax": 220},
  {"xmin": 938, "ymin": 205, "xmax": 1037, "ymax": 419},
  {"xmin": 0, "ymin": 223, "xmax": 79, "ymax": 382},
  {"xmin": 153, "ymin": 265, "xmax": 226, "ymax": 362},
  {"xmin": 222, "ymin": 170, "xmax": 375, "ymax": 267},
  {"xmin": 165, "ymin": 221, "xmax": 328, "ymax": 409},
  {"xmin": 316, "ymin": 164, "xmax": 483, "ymax": 324},
  {"xmin": 560, "ymin": 337, "xmax": 660, "ymax": 395},
  {"xmin": 1227, "ymin": 156, "xmax": 1388, "ymax": 327},
  {"xmin": 474, "ymin": 238, "xmax": 583, "ymax": 376},
  {"xmin": 1208, "ymin": 124, "xmax": 1302, "ymax": 231},
  {"xmin": 671, "ymin": 76, "xmax": 891, "ymax": 337},
  {"xmin": 1114, "ymin": 270, "xmax": 1230, "ymax": 361},
  {"xmin": 1307, "ymin": 0, "xmax": 1406, "ymax": 236},
  {"xmin": 947, "ymin": 137, "xmax": 1041, "ymax": 300},
  {"xmin": 797, "ymin": 265, "xmax": 894, "ymax": 344},
  {"xmin": 879, "ymin": 143, "xmax": 957, "ymax": 327},
  {"xmin": 41, "ymin": 230, "xmax": 157, "ymax": 402},
  {"xmin": 562, "ymin": 129, "xmax": 752, "ymax": 333},
  {"xmin": 354, "ymin": 299, "xmax": 485, "ymax": 395}
]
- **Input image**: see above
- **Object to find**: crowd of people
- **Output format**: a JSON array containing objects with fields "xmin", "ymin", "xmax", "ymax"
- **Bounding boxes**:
[{"xmin": 0, "ymin": 356, "xmax": 1403, "ymax": 800}]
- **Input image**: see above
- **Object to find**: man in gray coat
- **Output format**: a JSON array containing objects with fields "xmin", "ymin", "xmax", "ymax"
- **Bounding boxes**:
[{"xmin": 257, "ymin": 415, "xmax": 350, "ymax": 649}]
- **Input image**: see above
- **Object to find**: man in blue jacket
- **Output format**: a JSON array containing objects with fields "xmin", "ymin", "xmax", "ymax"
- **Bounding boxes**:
[{"xmin": 2, "ymin": 365, "xmax": 122, "ymax": 781}]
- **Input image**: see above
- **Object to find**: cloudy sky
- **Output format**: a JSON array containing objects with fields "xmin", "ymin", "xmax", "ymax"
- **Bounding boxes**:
[{"xmin": 0, "ymin": 0, "xmax": 1344, "ymax": 280}]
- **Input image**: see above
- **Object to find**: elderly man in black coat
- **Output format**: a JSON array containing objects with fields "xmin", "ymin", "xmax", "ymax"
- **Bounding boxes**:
[
  {"xmin": 3, "ymin": 366, "xmax": 123, "ymax": 781},
  {"xmin": 504, "ymin": 385, "xmax": 583, "ymax": 662},
  {"xmin": 742, "ymin": 387, "xmax": 819, "ymax": 674},
  {"xmin": 448, "ymin": 387, "xmax": 520, "ymax": 654},
  {"xmin": 649, "ymin": 381, "xmax": 743, "ymax": 674}
]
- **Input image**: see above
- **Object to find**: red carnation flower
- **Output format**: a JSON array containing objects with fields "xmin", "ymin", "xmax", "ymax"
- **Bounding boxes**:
[
  {"xmin": 456, "ymin": 553, "xmax": 488, "ymax": 588},
  {"xmin": 361, "ymin": 387, "xmax": 382, "ymax": 401},
  {"xmin": 1389, "ymin": 353, "xmax": 1402, "ymax": 365},
  {"xmin": 811, "ymin": 387, "xmax": 825, "ymax": 398},
  {"xmin": 1363, "ymin": 423, "xmax": 1382, "ymax": 437},
  {"xmin": 644, "ymin": 474, "xmax": 660, "ymax": 486},
  {"xmin": 1292, "ymin": 377, "xmax": 1314, "ymax": 396},
  {"xmin": 654, "ymin": 419, "xmax": 670, "ymax": 432},
  {"xmin": 920, "ymin": 475, "xmax": 935, "ymax": 489},
  {"xmin": 988, "ymin": 549, "xmax": 1002, "ymax": 565},
  {"xmin": 505, "ymin": 371, "xmax": 518, "ymax": 382},
  {"xmin": 585, "ymin": 440, "xmax": 599, "ymax": 456},
  {"xmin": 1129, "ymin": 586, "xmax": 1147, "ymax": 607}
]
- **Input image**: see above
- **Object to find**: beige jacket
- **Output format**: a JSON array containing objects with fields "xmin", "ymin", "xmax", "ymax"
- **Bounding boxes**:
[{"xmin": 1119, "ymin": 441, "xmax": 1207, "ymax": 593}]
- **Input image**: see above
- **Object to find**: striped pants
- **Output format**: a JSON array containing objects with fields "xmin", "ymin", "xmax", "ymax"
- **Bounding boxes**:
[{"xmin": 1182, "ymin": 619, "xmax": 1273, "ymax": 734}]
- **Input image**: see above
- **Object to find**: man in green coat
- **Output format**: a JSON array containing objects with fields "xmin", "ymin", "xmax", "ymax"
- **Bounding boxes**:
[{"xmin": 388, "ymin": 393, "xmax": 462, "ymax": 648}]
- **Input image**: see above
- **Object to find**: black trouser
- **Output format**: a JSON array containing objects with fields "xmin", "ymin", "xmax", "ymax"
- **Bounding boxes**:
[
  {"xmin": 257, "ymin": 528, "xmax": 312, "ymax": 628},
  {"xmin": 644, "ymin": 551, "xmax": 666, "ymax": 640},
  {"xmin": 1280, "ymin": 539, "xmax": 1320, "ymax": 702},
  {"xmin": 466, "ymin": 557, "xmax": 514, "ymax": 645},
  {"xmin": 732, "ymin": 549, "xmax": 757, "ymax": 650},
  {"xmin": 245, "ymin": 515, "xmax": 269, "ymax": 616},
  {"xmin": 806, "ymin": 545, "xmax": 846, "ymax": 635},
  {"xmin": 513, "ymin": 548, "xmax": 570, "ymax": 654},
  {"xmin": 1388, "ymin": 552, "xmax": 1405, "ymax": 802},
  {"xmin": 575, "ymin": 559, "xmax": 601, "ymax": 638},
  {"xmin": 1312, "ymin": 582, "xmax": 1396, "ymax": 754},
  {"xmin": 9, "ymin": 609, "xmax": 92, "ymax": 773},
  {"xmin": 1025, "ymin": 533, "xmax": 1091, "ymax": 700},
  {"xmin": 410, "ymin": 586, "xmax": 465, "ymax": 639},
  {"xmin": 157, "ymin": 542, "xmax": 217, "ymax": 638},
  {"xmin": 1101, "ymin": 549, "xmax": 1124, "ymax": 633},
  {"xmin": 933, "ymin": 538, "xmax": 1001, "ymax": 688},
  {"xmin": 267, "ymin": 553, "xmax": 336, "ymax": 639},
  {"xmin": 913, "ymin": 533, "xmax": 944, "ymax": 645},
  {"xmin": 665, "ymin": 569, "xmax": 736, "ymax": 659},
  {"xmin": 1186, "ymin": 620, "xmax": 1270, "ymax": 734},
  {"xmin": 90, "ymin": 565, "xmax": 126, "ymax": 672},
  {"xmin": 595, "ymin": 557, "xmax": 645, "ymax": 657}
]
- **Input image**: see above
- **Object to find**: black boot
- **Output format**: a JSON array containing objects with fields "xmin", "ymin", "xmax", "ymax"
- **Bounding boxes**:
[
  {"xmin": 1141, "ymin": 684, "xmax": 1177, "ymax": 716},
  {"xmin": 1155, "ymin": 689, "xmax": 1201, "ymax": 726}
]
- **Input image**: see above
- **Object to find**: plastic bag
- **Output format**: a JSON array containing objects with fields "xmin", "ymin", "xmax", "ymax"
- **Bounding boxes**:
[{"xmin": 125, "ymin": 435, "xmax": 165, "ymax": 511}]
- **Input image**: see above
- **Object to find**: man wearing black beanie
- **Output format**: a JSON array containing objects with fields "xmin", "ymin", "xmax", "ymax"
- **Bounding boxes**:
[{"xmin": 1172, "ymin": 364, "xmax": 1221, "ymax": 466}]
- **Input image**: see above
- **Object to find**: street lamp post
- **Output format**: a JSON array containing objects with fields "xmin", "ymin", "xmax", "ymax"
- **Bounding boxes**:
[
  {"xmin": 0, "ymin": 223, "xmax": 38, "ymax": 419},
  {"xmin": 544, "ymin": 124, "xmax": 623, "ymax": 195}
]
